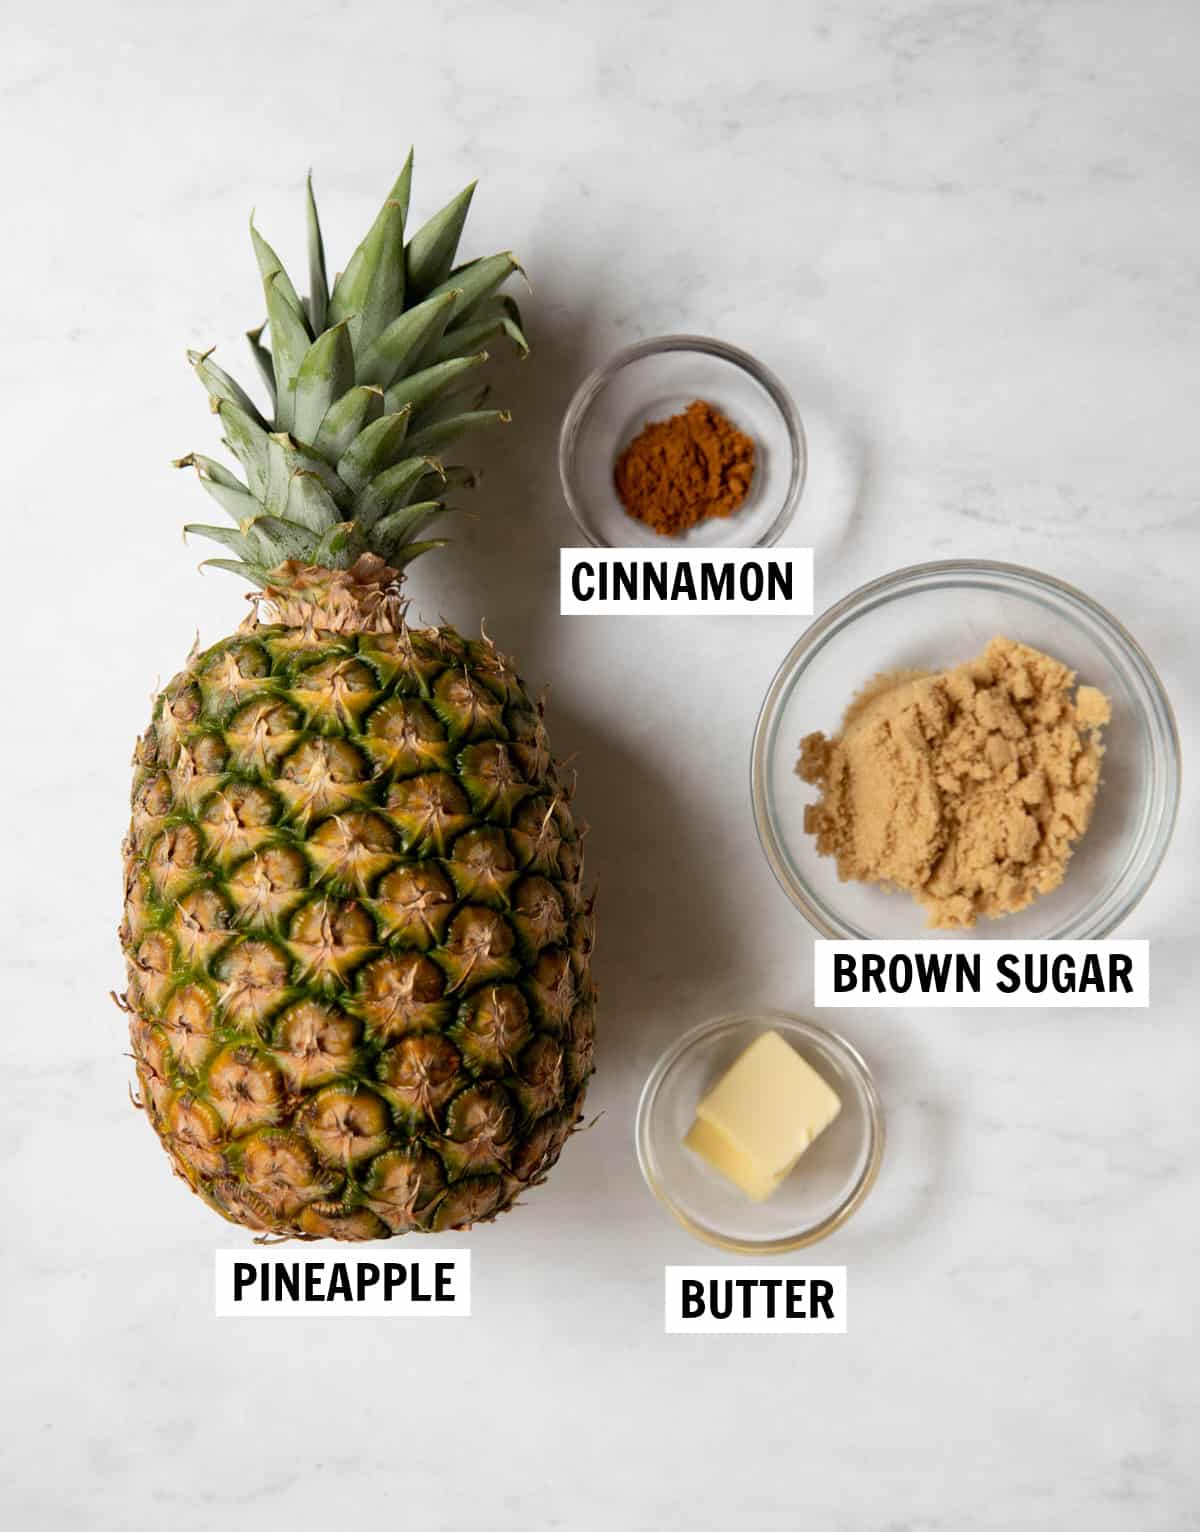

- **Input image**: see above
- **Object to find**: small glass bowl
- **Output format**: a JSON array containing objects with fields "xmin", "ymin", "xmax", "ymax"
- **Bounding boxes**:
[
  {"xmin": 635, "ymin": 1011, "xmax": 884, "ymax": 1254},
  {"xmin": 558, "ymin": 335, "xmax": 806, "ymax": 548},
  {"xmin": 752, "ymin": 560, "xmax": 1181, "ymax": 940}
]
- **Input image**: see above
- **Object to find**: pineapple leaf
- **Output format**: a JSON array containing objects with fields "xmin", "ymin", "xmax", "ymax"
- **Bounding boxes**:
[
  {"xmin": 264, "ymin": 435, "xmax": 291, "ymax": 517},
  {"xmin": 183, "ymin": 522, "xmax": 257, "ymax": 559},
  {"xmin": 388, "ymin": 150, "xmax": 414, "ymax": 228},
  {"xmin": 328, "ymin": 199, "xmax": 405, "ymax": 352},
  {"xmin": 352, "ymin": 455, "xmax": 439, "ymax": 532},
  {"xmin": 305, "ymin": 172, "xmax": 329, "ymax": 335},
  {"xmin": 250, "ymin": 217, "xmax": 303, "ymax": 314},
  {"xmin": 435, "ymin": 296, "xmax": 529, "ymax": 361},
  {"xmin": 384, "ymin": 352, "xmax": 488, "ymax": 416},
  {"xmin": 278, "ymin": 434, "xmax": 352, "ymax": 507},
  {"xmin": 293, "ymin": 320, "xmax": 354, "ymax": 444},
  {"xmin": 285, "ymin": 469, "xmax": 343, "ymax": 534},
  {"xmin": 313, "ymin": 385, "xmax": 384, "ymax": 464},
  {"xmin": 356, "ymin": 288, "xmax": 459, "ymax": 390},
  {"xmin": 199, "ymin": 558, "xmax": 270, "ymax": 587},
  {"xmin": 371, "ymin": 499, "xmax": 446, "ymax": 556},
  {"xmin": 312, "ymin": 519, "xmax": 364, "ymax": 568},
  {"xmin": 265, "ymin": 275, "xmax": 314, "ymax": 432},
  {"xmin": 181, "ymin": 166, "xmax": 524, "ymax": 587},
  {"xmin": 336, "ymin": 409, "xmax": 412, "ymax": 495},
  {"xmin": 390, "ymin": 538, "xmax": 449, "ymax": 570},
  {"xmin": 426, "ymin": 252, "xmax": 520, "ymax": 329},
  {"xmin": 188, "ymin": 348, "xmax": 269, "ymax": 427},
  {"xmin": 249, "ymin": 513, "xmax": 324, "ymax": 563},
  {"xmin": 414, "ymin": 464, "xmax": 479, "ymax": 502},
  {"xmin": 329, "ymin": 244, "xmax": 365, "ymax": 324},
  {"xmin": 446, "ymin": 289, "xmax": 521, "ymax": 333},
  {"xmin": 175, "ymin": 453, "xmax": 256, "ymax": 523},
  {"xmin": 217, "ymin": 399, "xmax": 270, "ymax": 499},
  {"xmin": 405, "ymin": 181, "xmax": 476, "ymax": 299},
  {"xmin": 406, "ymin": 409, "xmax": 509, "ymax": 456},
  {"xmin": 246, "ymin": 323, "xmax": 277, "ymax": 406},
  {"xmin": 265, "ymin": 434, "xmax": 349, "ymax": 521},
  {"xmin": 412, "ymin": 381, "xmax": 491, "ymax": 432}
]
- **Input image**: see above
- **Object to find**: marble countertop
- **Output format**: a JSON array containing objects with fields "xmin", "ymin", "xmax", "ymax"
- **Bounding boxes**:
[{"xmin": 5, "ymin": 2, "xmax": 1198, "ymax": 1528}]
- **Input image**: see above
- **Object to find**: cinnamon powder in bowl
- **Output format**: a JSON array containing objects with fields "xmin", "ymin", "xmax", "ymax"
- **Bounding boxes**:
[
  {"xmin": 558, "ymin": 334, "xmax": 805, "ymax": 549},
  {"xmin": 614, "ymin": 399, "xmax": 755, "ymax": 536}
]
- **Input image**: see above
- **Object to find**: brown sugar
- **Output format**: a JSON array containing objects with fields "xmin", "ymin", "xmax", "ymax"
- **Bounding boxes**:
[
  {"xmin": 613, "ymin": 399, "xmax": 755, "ymax": 535},
  {"xmin": 796, "ymin": 637, "xmax": 1111, "ymax": 929}
]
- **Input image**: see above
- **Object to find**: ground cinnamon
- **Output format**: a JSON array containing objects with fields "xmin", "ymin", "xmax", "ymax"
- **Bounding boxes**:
[{"xmin": 613, "ymin": 399, "xmax": 755, "ymax": 535}]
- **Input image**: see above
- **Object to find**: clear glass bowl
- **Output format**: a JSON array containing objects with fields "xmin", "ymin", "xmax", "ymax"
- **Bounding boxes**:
[
  {"xmin": 752, "ymin": 560, "xmax": 1181, "ymax": 940},
  {"xmin": 558, "ymin": 335, "xmax": 806, "ymax": 548},
  {"xmin": 635, "ymin": 1011, "xmax": 884, "ymax": 1254}
]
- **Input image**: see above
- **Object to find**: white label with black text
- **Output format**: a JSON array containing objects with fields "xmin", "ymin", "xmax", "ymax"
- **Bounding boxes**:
[
  {"xmin": 665, "ymin": 1266, "xmax": 847, "ymax": 1333},
  {"xmin": 560, "ymin": 548, "xmax": 813, "ymax": 615},
  {"xmin": 813, "ymin": 940, "xmax": 1148, "ymax": 1008},
  {"xmin": 215, "ymin": 1250, "xmax": 471, "ymax": 1318}
]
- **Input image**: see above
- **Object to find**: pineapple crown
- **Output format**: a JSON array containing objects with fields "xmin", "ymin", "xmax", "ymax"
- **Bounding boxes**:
[{"xmin": 177, "ymin": 152, "xmax": 527, "ymax": 587}]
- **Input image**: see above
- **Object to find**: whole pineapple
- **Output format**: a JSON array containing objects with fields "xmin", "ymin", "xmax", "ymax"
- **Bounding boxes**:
[{"xmin": 120, "ymin": 158, "xmax": 596, "ymax": 1240}]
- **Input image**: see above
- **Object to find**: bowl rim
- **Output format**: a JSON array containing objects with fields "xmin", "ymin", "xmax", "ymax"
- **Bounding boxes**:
[
  {"xmin": 635, "ymin": 1009, "xmax": 886, "ymax": 1254},
  {"xmin": 557, "ymin": 332, "xmax": 807, "ymax": 549},
  {"xmin": 751, "ymin": 558, "xmax": 1182, "ymax": 940}
]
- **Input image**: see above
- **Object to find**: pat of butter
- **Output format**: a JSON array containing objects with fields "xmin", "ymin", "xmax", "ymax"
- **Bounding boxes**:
[
  {"xmin": 683, "ymin": 1116, "xmax": 783, "ymax": 1202},
  {"xmin": 683, "ymin": 1030, "xmax": 842, "ymax": 1202}
]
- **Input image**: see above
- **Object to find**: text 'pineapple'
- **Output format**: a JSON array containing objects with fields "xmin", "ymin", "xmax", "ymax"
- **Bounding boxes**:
[{"xmin": 215, "ymin": 1249, "xmax": 471, "ymax": 1316}]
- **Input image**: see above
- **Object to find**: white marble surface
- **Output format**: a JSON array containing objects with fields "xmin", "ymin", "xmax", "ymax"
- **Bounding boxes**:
[{"xmin": 5, "ymin": 2, "xmax": 1199, "ymax": 1527}]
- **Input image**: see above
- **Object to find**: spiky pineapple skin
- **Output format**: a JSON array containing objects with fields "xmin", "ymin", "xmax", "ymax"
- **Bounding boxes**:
[{"xmin": 121, "ymin": 618, "xmax": 595, "ymax": 1239}]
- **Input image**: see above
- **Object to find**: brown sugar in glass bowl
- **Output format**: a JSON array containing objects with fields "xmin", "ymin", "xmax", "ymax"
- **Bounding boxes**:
[
  {"xmin": 614, "ymin": 399, "xmax": 755, "ymax": 536},
  {"xmin": 751, "ymin": 560, "xmax": 1181, "ymax": 942}
]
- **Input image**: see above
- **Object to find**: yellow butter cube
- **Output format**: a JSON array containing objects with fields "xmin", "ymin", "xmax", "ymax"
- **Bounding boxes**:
[
  {"xmin": 684, "ymin": 1030, "xmax": 842, "ymax": 1202},
  {"xmin": 682, "ymin": 1116, "xmax": 781, "ymax": 1202}
]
